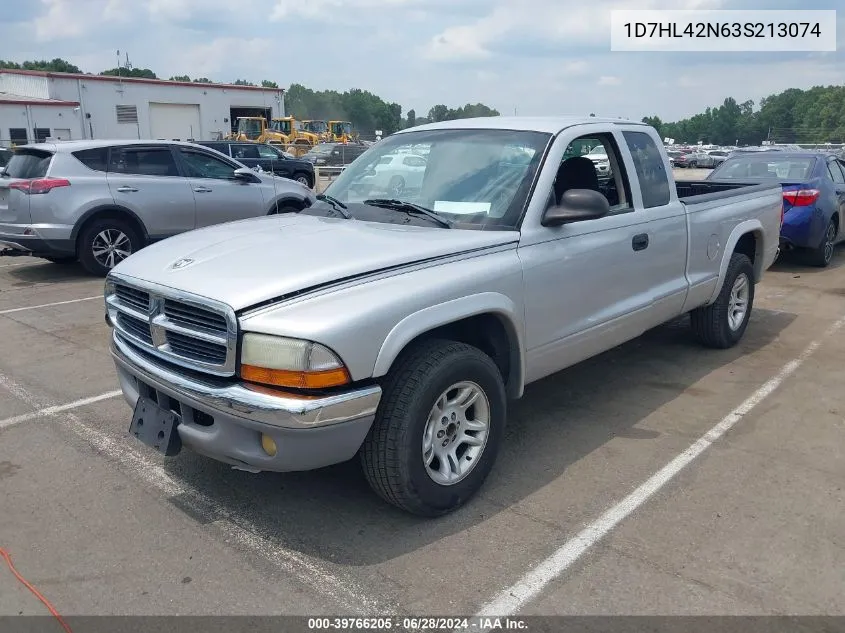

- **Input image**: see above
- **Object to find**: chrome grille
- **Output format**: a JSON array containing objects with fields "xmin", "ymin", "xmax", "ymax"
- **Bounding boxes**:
[
  {"xmin": 116, "ymin": 312, "xmax": 152, "ymax": 344},
  {"xmin": 164, "ymin": 300, "xmax": 227, "ymax": 333},
  {"xmin": 114, "ymin": 284, "xmax": 149, "ymax": 313},
  {"xmin": 166, "ymin": 331, "xmax": 227, "ymax": 365},
  {"xmin": 106, "ymin": 275, "xmax": 236, "ymax": 376}
]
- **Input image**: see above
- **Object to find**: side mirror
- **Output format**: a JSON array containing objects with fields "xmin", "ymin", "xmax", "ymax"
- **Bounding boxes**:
[
  {"xmin": 233, "ymin": 167, "xmax": 261, "ymax": 183},
  {"xmin": 541, "ymin": 189, "xmax": 610, "ymax": 227}
]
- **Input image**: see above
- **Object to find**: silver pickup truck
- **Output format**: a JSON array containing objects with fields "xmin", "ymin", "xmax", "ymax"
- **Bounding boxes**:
[{"xmin": 106, "ymin": 117, "xmax": 783, "ymax": 516}]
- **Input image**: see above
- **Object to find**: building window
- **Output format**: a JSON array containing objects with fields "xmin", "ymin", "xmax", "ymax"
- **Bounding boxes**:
[
  {"xmin": 9, "ymin": 128, "xmax": 28, "ymax": 145},
  {"xmin": 33, "ymin": 128, "xmax": 51, "ymax": 143},
  {"xmin": 116, "ymin": 105, "xmax": 139, "ymax": 124}
]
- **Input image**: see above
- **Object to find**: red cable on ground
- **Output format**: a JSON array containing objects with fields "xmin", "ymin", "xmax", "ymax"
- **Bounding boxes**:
[{"xmin": 0, "ymin": 547, "xmax": 73, "ymax": 633}]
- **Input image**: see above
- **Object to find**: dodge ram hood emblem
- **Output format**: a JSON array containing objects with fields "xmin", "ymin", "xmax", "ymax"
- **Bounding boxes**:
[{"xmin": 170, "ymin": 258, "xmax": 195, "ymax": 270}]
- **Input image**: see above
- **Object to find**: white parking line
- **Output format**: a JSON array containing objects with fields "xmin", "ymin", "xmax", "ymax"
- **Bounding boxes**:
[
  {"xmin": 476, "ymin": 315, "xmax": 845, "ymax": 619},
  {"xmin": 0, "ymin": 372, "xmax": 384, "ymax": 614},
  {"xmin": 0, "ymin": 296, "xmax": 101, "ymax": 315},
  {"xmin": 0, "ymin": 390, "xmax": 122, "ymax": 430}
]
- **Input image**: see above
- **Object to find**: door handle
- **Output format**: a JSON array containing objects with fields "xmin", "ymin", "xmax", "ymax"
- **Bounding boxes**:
[
  {"xmin": 115, "ymin": 186, "xmax": 138, "ymax": 193},
  {"xmin": 632, "ymin": 233, "xmax": 649, "ymax": 251},
  {"xmin": 193, "ymin": 186, "xmax": 212, "ymax": 193}
]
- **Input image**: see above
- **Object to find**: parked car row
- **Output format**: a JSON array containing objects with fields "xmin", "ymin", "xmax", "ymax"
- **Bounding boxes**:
[{"xmin": 0, "ymin": 139, "xmax": 316, "ymax": 275}]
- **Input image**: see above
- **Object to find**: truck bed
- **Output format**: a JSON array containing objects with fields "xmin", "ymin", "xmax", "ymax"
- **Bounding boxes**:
[{"xmin": 676, "ymin": 180, "xmax": 779, "ymax": 203}]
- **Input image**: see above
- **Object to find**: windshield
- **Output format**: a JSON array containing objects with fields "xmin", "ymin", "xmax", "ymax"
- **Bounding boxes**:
[
  {"xmin": 307, "ymin": 144, "xmax": 335, "ymax": 155},
  {"xmin": 237, "ymin": 119, "xmax": 263, "ymax": 137},
  {"xmin": 318, "ymin": 128, "xmax": 551, "ymax": 229},
  {"xmin": 588, "ymin": 145, "xmax": 607, "ymax": 156},
  {"xmin": 331, "ymin": 122, "xmax": 352, "ymax": 136},
  {"xmin": 269, "ymin": 119, "xmax": 292, "ymax": 135},
  {"xmin": 710, "ymin": 156, "xmax": 816, "ymax": 180},
  {"xmin": 305, "ymin": 121, "xmax": 328, "ymax": 134}
]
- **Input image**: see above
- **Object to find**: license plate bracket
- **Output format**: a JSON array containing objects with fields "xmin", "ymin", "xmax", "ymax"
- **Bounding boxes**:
[{"xmin": 129, "ymin": 396, "xmax": 182, "ymax": 456}]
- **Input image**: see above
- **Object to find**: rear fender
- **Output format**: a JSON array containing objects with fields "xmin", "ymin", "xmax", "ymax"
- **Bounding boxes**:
[{"xmin": 706, "ymin": 219, "xmax": 763, "ymax": 304}]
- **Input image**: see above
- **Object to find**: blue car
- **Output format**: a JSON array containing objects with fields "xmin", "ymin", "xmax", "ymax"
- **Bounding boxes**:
[{"xmin": 708, "ymin": 151, "xmax": 845, "ymax": 266}]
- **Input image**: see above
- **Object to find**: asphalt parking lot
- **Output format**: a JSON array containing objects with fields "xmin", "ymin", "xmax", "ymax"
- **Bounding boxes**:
[{"xmin": 1, "ymin": 169, "xmax": 843, "ymax": 623}]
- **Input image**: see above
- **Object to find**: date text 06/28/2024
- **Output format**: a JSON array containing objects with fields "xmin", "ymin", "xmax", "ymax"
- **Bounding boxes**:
[{"xmin": 610, "ymin": 9, "xmax": 837, "ymax": 52}]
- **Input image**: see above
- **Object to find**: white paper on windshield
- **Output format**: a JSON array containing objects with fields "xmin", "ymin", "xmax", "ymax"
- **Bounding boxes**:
[{"xmin": 433, "ymin": 201, "xmax": 491, "ymax": 215}]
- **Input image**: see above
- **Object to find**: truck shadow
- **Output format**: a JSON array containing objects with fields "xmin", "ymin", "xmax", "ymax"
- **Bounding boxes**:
[{"xmin": 163, "ymin": 307, "xmax": 795, "ymax": 566}]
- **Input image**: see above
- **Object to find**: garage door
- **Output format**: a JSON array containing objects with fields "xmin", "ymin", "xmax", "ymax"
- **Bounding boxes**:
[{"xmin": 149, "ymin": 103, "xmax": 201, "ymax": 141}]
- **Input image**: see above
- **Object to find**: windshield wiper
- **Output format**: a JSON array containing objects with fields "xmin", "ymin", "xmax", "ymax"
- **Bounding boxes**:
[
  {"xmin": 363, "ymin": 199, "xmax": 453, "ymax": 229},
  {"xmin": 316, "ymin": 193, "xmax": 352, "ymax": 219}
]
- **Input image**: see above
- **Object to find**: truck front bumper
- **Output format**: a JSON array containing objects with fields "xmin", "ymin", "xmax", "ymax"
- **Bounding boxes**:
[{"xmin": 110, "ymin": 332, "xmax": 381, "ymax": 472}]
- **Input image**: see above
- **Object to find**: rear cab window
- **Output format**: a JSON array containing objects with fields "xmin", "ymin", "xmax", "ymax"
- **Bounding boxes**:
[
  {"xmin": 622, "ymin": 131, "xmax": 671, "ymax": 209},
  {"xmin": 5, "ymin": 149, "xmax": 53, "ymax": 178}
]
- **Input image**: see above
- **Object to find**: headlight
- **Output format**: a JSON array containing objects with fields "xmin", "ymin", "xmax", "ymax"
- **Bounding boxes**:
[{"xmin": 239, "ymin": 333, "xmax": 351, "ymax": 389}]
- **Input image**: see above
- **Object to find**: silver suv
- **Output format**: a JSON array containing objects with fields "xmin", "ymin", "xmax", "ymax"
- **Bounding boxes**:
[{"xmin": 0, "ymin": 140, "xmax": 316, "ymax": 275}]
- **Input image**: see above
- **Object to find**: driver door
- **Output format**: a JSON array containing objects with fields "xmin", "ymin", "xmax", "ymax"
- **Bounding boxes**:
[{"xmin": 175, "ymin": 147, "xmax": 267, "ymax": 227}]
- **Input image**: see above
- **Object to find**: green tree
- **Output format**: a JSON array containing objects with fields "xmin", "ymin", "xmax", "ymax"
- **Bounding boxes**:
[
  {"xmin": 233, "ymin": 79, "xmax": 256, "ymax": 86},
  {"xmin": 261, "ymin": 79, "xmax": 279, "ymax": 88},
  {"xmin": 0, "ymin": 58, "xmax": 82, "ymax": 73},
  {"xmin": 170, "ymin": 74, "xmax": 191, "ymax": 82},
  {"xmin": 193, "ymin": 77, "xmax": 213, "ymax": 83},
  {"xmin": 406, "ymin": 109, "xmax": 416, "ymax": 128},
  {"xmin": 100, "ymin": 67, "xmax": 157, "ymax": 78}
]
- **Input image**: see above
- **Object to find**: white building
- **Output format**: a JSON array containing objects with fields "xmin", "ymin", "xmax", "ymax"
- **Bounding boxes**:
[{"xmin": 0, "ymin": 69, "xmax": 285, "ymax": 146}]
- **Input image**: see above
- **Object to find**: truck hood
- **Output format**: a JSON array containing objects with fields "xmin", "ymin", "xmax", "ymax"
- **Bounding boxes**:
[{"xmin": 112, "ymin": 214, "xmax": 518, "ymax": 311}]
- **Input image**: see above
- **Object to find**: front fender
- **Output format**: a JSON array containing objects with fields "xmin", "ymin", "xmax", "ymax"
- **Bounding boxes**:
[
  {"xmin": 706, "ymin": 219, "xmax": 763, "ymax": 305},
  {"xmin": 372, "ymin": 292, "xmax": 526, "ymax": 398}
]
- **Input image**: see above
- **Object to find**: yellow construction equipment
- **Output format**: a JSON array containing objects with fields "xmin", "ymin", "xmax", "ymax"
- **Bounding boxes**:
[
  {"xmin": 328, "ymin": 121, "xmax": 358, "ymax": 143},
  {"xmin": 224, "ymin": 116, "xmax": 320, "ymax": 155},
  {"xmin": 301, "ymin": 120, "xmax": 330, "ymax": 142}
]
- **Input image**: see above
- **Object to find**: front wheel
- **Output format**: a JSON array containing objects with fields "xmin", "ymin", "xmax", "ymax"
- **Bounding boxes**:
[
  {"xmin": 292, "ymin": 172, "xmax": 312, "ymax": 188},
  {"xmin": 360, "ymin": 339, "xmax": 506, "ymax": 516},
  {"xmin": 690, "ymin": 252, "xmax": 755, "ymax": 349}
]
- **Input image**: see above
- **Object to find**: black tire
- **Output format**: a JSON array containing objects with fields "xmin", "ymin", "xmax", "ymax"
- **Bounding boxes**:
[
  {"xmin": 269, "ymin": 201, "xmax": 301, "ymax": 215},
  {"xmin": 387, "ymin": 175, "xmax": 405, "ymax": 196},
  {"xmin": 807, "ymin": 218, "xmax": 837, "ymax": 268},
  {"xmin": 77, "ymin": 218, "xmax": 143, "ymax": 277},
  {"xmin": 690, "ymin": 252, "xmax": 755, "ymax": 349},
  {"xmin": 292, "ymin": 171, "xmax": 313, "ymax": 188},
  {"xmin": 361, "ymin": 339, "xmax": 507, "ymax": 517},
  {"xmin": 43, "ymin": 256, "xmax": 76, "ymax": 264}
]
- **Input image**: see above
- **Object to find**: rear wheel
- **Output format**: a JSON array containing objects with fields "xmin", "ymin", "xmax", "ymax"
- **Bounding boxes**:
[
  {"xmin": 78, "ymin": 218, "xmax": 142, "ymax": 276},
  {"xmin": 360, "ymin": 339, "xmax": 506, "ymax": 516},
  {"xmin": 690, "ymin": 252, "xmax": 754, "ymax": 349},
  {"xmin": 808, "ymin": 218, "xmax": 837, "ymax": 267}
]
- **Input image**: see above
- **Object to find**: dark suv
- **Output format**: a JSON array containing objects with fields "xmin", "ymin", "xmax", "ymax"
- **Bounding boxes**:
[
  {"xmin": 301, "ymin": 142, "xmax": 369, "ymax": 167},
  {"xmin": 199, "ymin": 141, "xmax": 315, "ymax": 188}
]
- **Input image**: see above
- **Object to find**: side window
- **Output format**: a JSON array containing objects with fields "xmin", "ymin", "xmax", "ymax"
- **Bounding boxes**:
[
  {"xmin": 9, "ymin": 128, "xmax": 28, "ymax": 146},
  {"xmin": 232, "ymin": 144, "xmax": 260, "ymax": 159},
  {"xmin": 108, "ymin": 146, "xmax": 180, "ymax": 177},
  {"xmin": 837, "ymin": 160, "xmax": 845, "ymax": 181},
  {"xmin": 73, "ymin": 147, "xmax": 110, "ymax": 172},
  {"xmin": 179, "ymin": 149, "xmax": 238, "ymax": 179},
  {"xmin": 554, "ymin": 134, "xmax": 632, "ymax": 212},
  {"xmin": 256, "ymin": 144, "xmax": 279, "ymax": 159},
  {"xmin": 827, "ymin": 160, "xmax": 845, "ymax": 184},
  {"xmin": 622, "ymin": 131, "xmax": 671, "ymax": 208}
]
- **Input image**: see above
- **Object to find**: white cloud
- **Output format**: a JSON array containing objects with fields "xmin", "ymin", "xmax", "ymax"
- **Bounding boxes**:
[
  {"xmin": 5, "ymin": 0, "xmax": 843, "ymax": 123},
  {"xmin": 598, "ymin": 76, "xmax": 622, "ymax": 86}
]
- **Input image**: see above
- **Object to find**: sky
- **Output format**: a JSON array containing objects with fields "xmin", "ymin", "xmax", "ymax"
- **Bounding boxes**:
[{"xmin": 0, "ymin": 0, "xmax": 843, "ymax": 122}]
